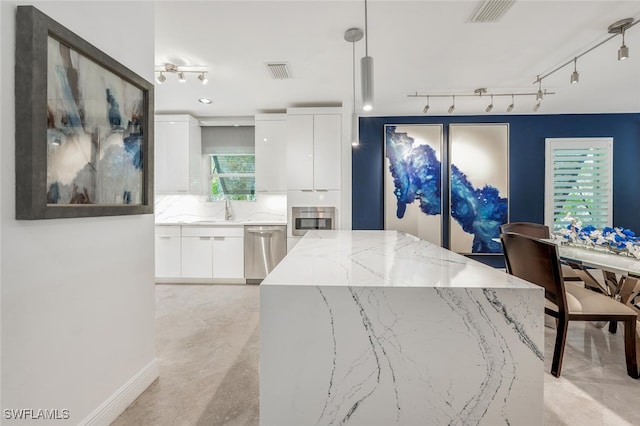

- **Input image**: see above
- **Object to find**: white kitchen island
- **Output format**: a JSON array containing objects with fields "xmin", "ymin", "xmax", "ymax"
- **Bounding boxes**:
[{"xmin": 260, "ymin": 230, "xmax": 544, "ymax": 426}]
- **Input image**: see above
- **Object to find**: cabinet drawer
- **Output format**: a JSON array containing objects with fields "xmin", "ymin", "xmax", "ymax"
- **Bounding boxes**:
[
  {"xmin": 155, "ymin": 225, "xmax": 181, "ymax": 237},
  {"xmin": 181, "ymin": 226, "xmax": 244, "ymax": 238}
]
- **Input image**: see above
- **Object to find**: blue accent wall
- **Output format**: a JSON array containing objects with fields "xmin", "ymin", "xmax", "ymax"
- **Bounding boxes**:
[{"xmin": 353, "ymin": 113, "xmax": 640, "ymax": 266}]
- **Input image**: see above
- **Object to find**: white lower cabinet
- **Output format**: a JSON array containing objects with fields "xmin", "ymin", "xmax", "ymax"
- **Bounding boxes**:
[
  {"xmin": 181, "ymin": 235, "xmax": 214, "ymax": 278},
  {"xmin": 155, "ymin": 226, "xmax": 181, "ymax": 278},
  {"xmin": 180, "ymin": 226, "xmax": 244, "ymax": 280},
  {"xmin": 212, "ymin": 236, "xmax": 244, "ymax": 279}
]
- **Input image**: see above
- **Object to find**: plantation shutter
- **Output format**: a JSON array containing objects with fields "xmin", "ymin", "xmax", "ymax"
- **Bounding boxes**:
[{"xmin": 544, "ymin": 138, "xmax": 613, "ymax": 231}]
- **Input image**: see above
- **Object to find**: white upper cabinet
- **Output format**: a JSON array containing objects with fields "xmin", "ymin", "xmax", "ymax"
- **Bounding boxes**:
[
  {"xmin": 286, "ymin": 108, "xmax": 341, "ymax": 191},
  {"xmin": 155, "ymin": 114, "xmax": 202, "ymax": 194},
  {"xmin": 313, "ymin": 114, "xmax": 341, "ymax": 190},
  {"xmin": 255, "ymin": 114, "xmax": 287, "ymax": 192},
  {"xmin": 286, "ymin": 114, "xmax": 315, "ymax": 190}
]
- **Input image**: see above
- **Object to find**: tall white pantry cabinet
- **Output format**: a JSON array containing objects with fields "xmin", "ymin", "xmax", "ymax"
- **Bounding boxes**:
[{"xmin": 286, "ymin": 108, "xmax": 342, "ymax": 191}]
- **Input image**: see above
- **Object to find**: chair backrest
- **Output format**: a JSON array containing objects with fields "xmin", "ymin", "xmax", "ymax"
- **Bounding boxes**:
[
  {"xmin": 500, "ymin": 232, "xmax": 568, "ymax": 313},
  {"xmin": 500, "ymin": 222, "xmax": 550, "ymax": 239}
]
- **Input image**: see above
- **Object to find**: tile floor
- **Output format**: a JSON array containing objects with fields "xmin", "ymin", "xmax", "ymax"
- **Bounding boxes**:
[{"xmin": 113, "ymin": 284, "xmax": 639, "ymax": 426}]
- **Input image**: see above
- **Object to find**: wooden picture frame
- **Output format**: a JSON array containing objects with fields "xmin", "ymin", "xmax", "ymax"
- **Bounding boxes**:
[{"xmin": 15, "ymin": 6, "xmax": 154, "ymax": 219}]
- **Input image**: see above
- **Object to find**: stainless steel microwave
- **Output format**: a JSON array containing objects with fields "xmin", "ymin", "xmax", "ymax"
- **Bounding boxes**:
[{"xmin": 291, "ymin": 207, "xmax": 336, "ymax": 236}]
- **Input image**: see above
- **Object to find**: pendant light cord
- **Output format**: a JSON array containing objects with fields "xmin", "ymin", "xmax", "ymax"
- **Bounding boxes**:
[
  {"xmin": 364, "ymin": 0, "xmax": 369, "ymax": 56},
  {"xmin": 352, "ymin": 40, "xmax": 356, "ymax": 114}
]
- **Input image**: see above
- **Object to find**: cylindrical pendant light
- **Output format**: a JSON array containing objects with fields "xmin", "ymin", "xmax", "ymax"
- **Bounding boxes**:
[
  {"xmin": 361, "ymin": 0, "xmax": 374, "ymax": 112},
  {"xmin": 345, "ymin": 28, "xmax": 363, "ymax": 146},
  {"xmin": 351, "ymin": 112, "xmax": 359, "ymax": 146},
  {"xmin": 361, "ymin": 56, "xmax": 374, "ymax": 111}
]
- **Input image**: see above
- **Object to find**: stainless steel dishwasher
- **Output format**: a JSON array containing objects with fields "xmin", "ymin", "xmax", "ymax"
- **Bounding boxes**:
[{"xmin": 244, "ymin": 225, "xmax": 287, "ymax": 284}]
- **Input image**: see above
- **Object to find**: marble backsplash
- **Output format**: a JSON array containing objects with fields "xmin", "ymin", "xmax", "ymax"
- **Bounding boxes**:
[{"xmin": 155, "ymin": 193, "xmax": 287, "ymax": 223}]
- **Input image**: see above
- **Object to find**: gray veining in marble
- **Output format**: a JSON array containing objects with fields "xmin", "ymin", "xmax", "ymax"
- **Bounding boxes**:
[{"xmin": 113, "ymin": 284, "xmax": 640, "ymax": 426}]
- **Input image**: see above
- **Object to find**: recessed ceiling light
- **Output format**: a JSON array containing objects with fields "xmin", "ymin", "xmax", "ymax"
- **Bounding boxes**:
[{"xmin": 198, "ymin": 98, "xmax": 212, "ymax": 104}]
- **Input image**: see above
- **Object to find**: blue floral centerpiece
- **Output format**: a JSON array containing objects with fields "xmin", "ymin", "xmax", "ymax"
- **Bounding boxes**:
[{"xmin": 554, "ymin": 213, "xmax": 640, "ymax": 259}]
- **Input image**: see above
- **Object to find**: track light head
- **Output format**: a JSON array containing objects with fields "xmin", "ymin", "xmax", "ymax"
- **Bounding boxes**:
[
  {"xmin": 485, "ymin": 95, "xmax": 494, "ymax": 113},
  {"xmin": 156, "ymin": 72, "xmax": 166, "ymax": 84},
  {"xmin": 506, "ymin": 94, "xmax": 514, "ymax": 112},
  {"xmin": 610, "ymin": 19, "xmax": 633, "ymax": 60},
  {"xmin": 178, "ymin": 72, "xmax": 186, "ymax": 83},
  {"xmin": 198, "ymin": 72, "xmax": 208, "ymax": 84},
  {"xmin": 423, "ymin": 104, "xmax": 430, "ymax": 114},
  {"xmin": 571, "ymin": 70, "xmax": 579, "ymax": 84},
  {"xmin": 535, "ymin": 76, "xmax": 544, "ymax": 101},
  {"xmin": 570, "ymin": 58, "xmax": 579, "ymax": 84},
  {"xmin": 533, "ymin": 102, "xmax": 541, "ymax": 112},
  {"xmin": 618, "ymin": 43, "xmax": 629, "ymax": 60}
]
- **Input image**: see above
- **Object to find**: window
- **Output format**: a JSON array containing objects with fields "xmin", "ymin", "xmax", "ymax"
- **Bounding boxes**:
[
  {"xmin": 545, "ymin": 138, "xmax": 613, "ymax": 231},
  {"xmin": 209, "ymin": 154, "xmax": 256, "ymax": 201}
]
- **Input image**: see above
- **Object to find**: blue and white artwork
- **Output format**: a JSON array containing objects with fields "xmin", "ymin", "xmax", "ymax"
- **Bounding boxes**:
[
  {"xmin": 384, "ymin": 125, "xmax": 442, "ymax": 245},
  {"xmin": 449, "ymin": 124, "xmax": 508, "ymax": 254},
  {"xmin": 385, "ymin": 124, "xmax": 508, "ymax": 254},
  {"xmin": 46, "ymin": 36, "xmax": 144, "ymax": 205}
]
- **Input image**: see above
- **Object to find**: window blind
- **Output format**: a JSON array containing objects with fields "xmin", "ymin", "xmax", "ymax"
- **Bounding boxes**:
[{"xmin": 545, "ymin": 138, "xmax": 613, "ymax": 231}]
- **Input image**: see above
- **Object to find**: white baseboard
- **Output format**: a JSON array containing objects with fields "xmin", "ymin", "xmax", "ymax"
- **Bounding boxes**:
[
  {"xmin": 155, "ymin": 277, "xmax": 246, "ymax": 285},
  {"xmin": 79, "ymin": 358, "xmax": 159, "ymax": 426}
]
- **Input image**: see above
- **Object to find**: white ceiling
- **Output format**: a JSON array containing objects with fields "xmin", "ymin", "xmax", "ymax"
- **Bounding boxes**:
[{"xmin": 154, "ymin": 1, "xmax": 640, "ymax": 120}]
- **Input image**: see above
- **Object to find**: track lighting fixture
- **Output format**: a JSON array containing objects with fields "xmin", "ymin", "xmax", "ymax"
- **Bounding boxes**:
[
  {"xmin": 408, "ymin": 17, "xmax": 638, "ymax": 115},
  {"xmin": 154, "ymin": 63, "xmax": 209, "ymax": 84},
  {"xmin": 571, "ymin": 58, "xmax": 579, "ymax": 84},
  {"xmin": 408, "ymin": 88, "xmax": 554, "ymax": 114},
  {"xmin": 345, "ymin": 27, "xmax": 363, "ymax": 146},
  {"xmin": 529, "ymin": 17, "xmax": 636, "ymax": 98},
  {"xmin": 361, "ymin": 0, "xmax": 374, "ymax": 112},
  {"xmin": 485, "ymin": 95, "xmax": 494, "ymax": 113},
  {"xmin": 506, "ymin": 94, "xmax": 514, "ymax": 113},
  {"xmin": 423, "ymin": 96, "xmax": 430, "ymax": 114}
]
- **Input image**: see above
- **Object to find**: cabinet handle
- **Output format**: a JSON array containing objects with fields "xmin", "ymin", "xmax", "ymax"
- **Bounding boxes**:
[
  {"xmin": 158, "ymin": 236, "xmax": 172, "ymax": 239},
  {"xmin": 199, "ymin": 237, "xmax": 211, "ymax": 240},
  {"xmin": 213, "ymin": 236, "xmax": 225, "ymax": 241}
]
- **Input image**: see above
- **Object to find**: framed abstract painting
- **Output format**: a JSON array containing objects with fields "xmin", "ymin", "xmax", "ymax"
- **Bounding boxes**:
[
  {"xmin": 15, "ymin": 6, "xmax": 154, "ymax": 219},
  {"xmin": 448, "ymin": 124, "xmax": 509, "ymax": 254},
  {"xmin": 384, "ymin": 124, "xmax": 443, "ymax": 245}
]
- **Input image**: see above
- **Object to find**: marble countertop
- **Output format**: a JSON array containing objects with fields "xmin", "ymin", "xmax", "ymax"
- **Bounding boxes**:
[
  {"xmin": 263, "ymin": 230, "xmax": 539, "ymax": 289},
  {"xmin": 156, "ymin": 219, "xmax": 287, "ymax": 226}
]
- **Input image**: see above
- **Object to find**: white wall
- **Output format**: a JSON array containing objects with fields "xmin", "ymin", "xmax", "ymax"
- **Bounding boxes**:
[
  {"xmin": 1, "ymin": 2, "xmax": 157, "ymax": 424},
  {"xmin": 0, "ymin": 0, "xmax": 4, "ymax": 413}
]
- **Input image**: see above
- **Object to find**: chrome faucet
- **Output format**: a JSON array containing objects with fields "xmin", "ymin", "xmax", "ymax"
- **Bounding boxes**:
[{"xmin": 224, "ymin": 198, "xmax": 232, "ymax": 221}]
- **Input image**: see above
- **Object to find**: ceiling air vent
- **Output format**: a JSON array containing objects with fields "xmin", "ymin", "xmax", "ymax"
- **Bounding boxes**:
[
  {"xmin": 266, "ymin": 62, "xmax": 292, "ymax": 80},
  {"xmin": 467, "ymin": 0, "xmax": 516, "ymax": 23}
]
